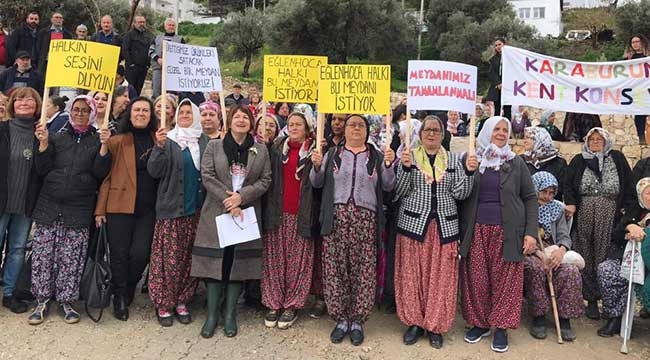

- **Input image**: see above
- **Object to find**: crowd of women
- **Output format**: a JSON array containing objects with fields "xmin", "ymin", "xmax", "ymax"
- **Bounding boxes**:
[{"xmin": 0, "ymin": 78, "xmax": 649, "ymax": 354}]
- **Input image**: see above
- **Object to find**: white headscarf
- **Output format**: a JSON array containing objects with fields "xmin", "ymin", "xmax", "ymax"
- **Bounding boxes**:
[
  {"xmin": 167, "ymin": 98, "xmax": 202, "ymax": 169},
  {"xmin": 476, "ymin": 116, "xmax": 516, "ymax": 173}
]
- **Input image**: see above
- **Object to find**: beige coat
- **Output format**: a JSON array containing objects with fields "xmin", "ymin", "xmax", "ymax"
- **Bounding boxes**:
[{"xmin": 191, "ymin": 139, "xmax": 271, "ymax": 281}]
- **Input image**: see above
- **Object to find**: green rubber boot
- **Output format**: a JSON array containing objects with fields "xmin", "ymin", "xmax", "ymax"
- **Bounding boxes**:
[
  {"xmin": 223, "ymin": 282, "xmax": 242, "ymax": 337},
  {"xmin": 200, "ymin": 281, "xmax": 224, "ymax": 338}
]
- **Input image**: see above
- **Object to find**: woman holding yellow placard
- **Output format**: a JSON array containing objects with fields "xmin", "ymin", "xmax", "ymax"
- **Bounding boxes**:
[{"xmin": 310, "ymin": 114, "xmax": 396, "ymax": 346}]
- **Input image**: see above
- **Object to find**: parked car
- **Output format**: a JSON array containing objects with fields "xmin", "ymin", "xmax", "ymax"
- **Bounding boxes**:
[{"xmin": 566, "ymin": 30, "xmax": 592, "ymax": 41}]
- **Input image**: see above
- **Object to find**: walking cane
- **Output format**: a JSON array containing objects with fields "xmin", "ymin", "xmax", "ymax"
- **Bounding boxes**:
[
  {"xmin": 538, "ymin": 228, "xmax": 563, "ymax": 344},
  {"xmin": 620, "ymin": 241, "xmax": 637, "ymax": 354}
]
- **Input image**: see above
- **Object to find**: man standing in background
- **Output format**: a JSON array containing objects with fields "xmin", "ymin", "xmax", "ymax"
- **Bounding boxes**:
[
  {"xmin": 6, "ymin": 11, "xmax": 40, "ymax": 67},
  {"xmin": 121, "ymin": 15, "xmax": 153, "ymax": 95},
  {"xmin": 149, "ymin": 18, "xmax": 184, "ymax": 99}
]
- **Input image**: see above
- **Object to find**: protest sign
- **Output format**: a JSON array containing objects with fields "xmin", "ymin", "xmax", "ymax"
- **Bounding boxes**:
[
  {"xmin": 263, "ymin": 55, "xmax": 327, "ymax": 103},
  {"xmin": 164, "ymin": 42, "xmax": 222, "ymax": 92},
  {"xmin": 318, "ymin": 64, "xmax": 391, "ymax": 115},
  {"xmin": 407, "ymin": 60, "xmax": 477, "ymax": 114},
  {"xmin": 502, "ymin": 45, "xmax": 650, "ymax": 115},
  {"xmin": 45, "ymin": 40, "xmax": 120, "ymax": 93}
]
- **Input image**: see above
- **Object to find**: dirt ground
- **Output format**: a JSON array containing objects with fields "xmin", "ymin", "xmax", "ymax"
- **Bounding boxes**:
[{"xmin": 1, "ymin": 291, "xmax": 649, "ymax": 360}]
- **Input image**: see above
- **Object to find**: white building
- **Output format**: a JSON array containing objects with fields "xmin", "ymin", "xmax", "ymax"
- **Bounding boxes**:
[
  {"xmin": 563, "ymin": 0, "xmax": 637, "ymax": 9},
  {"xmin": 142, "ymin": 0, "xmax": 219, "ymax": 23},
  {"xmin": 509, "ymin": 0, "xmax": 563, "ymax": 37}
]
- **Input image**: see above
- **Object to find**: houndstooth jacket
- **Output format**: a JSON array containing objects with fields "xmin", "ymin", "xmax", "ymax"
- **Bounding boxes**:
[{"xmin": 394, "ymin": 151, "xmax": 474, "ymax": 244}]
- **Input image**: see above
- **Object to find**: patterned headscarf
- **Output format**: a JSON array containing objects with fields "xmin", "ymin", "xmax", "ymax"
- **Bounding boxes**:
[
  {"xmin": 476, "ymin": 116, "xmax": 516, "ymax": 173},
  {"xmin": 522, "ymin": 127, "xmax": 560, "ymax": 169},
  {"xmin": 167, "ymin": 98, "xmax": 203, "ymax": 169},
  {"xmin": 581, "ymin": 127, "xmax": 613, "ymax": 179},
  {"xmin": 66, "ymin": 94, "xmax": 97, "ymax": 127},
  {"xmin": 532, "ymin": 171, "xmax": 565, "ymax": 237},
  {"xmin": 636, "ymin": 177, "xmax": 650, "ymax": 210},
  {"xmin": 281, "ymin": 112, "xmax": 315, "ymax": 180},
  {"xmin": 539, "ymin": 110, "xmax": 555, "ymax": 126}
]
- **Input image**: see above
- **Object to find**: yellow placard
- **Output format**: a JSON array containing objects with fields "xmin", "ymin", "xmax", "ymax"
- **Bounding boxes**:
[
  {"xmin": 263, "ymin": 55, "xmax": 328, "ymax": 103},
  {"xmin": 45, "ymin": 40, "xmax": 121, "ymax": 93},
  {"xmin": 318, "ymin": 64, "xmax": 391, "ymax": 115}
]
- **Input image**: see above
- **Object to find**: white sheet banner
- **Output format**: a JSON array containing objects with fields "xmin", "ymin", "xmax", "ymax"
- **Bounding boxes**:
[
  {"xmin": 407, "ymin": 60, "xmax": 478, "ymax": 114},
  {"xmin": 164, "ymin": 42, "xmax": 223, "ymax": 92},
  {"xmin": 502, "ymin": 45, "xmax": 650, "ymax": 115}
]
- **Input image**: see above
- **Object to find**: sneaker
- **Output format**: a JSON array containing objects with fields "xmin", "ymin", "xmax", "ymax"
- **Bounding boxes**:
[
  {"xmin": 491, "ymin": 328, "xmax": 509, "ymax": 353},
  {"xmin": 28, "ymin": 300, "xmax": 50, "ymax": 325},
  {"xmin": 265, "ymin": 309, "xmax": 280, "ymax": 328},
  {"xmin": 157, "ymin": 308, "xmax": 173, "ymax": 327},
  {"xmin": 309, "ymin": 300, "xmax": 327, "ymax": 319},
  {"xmin": 277, "ymin": 309, "xmax": 298, "ymax": 329},
  {"xmin": 61, "ymin": 303, "xmax": 80, "ymax": 324},
  {"xmin": 175, "ymin": 304, "xmax": 192, "ymax": 324},
  {"xmin": 464, "ymin": 326, "xmax": 490, "ymax": 343}
]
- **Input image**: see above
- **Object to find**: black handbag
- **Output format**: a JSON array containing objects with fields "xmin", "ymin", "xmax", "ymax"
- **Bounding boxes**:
[
  {"xmin": 80, "ymin": 224, "xmax": 112, "ymax": 322},
  {"xmin": 13, "ymin": 241, "xmax": 34, "ymax": 302}
]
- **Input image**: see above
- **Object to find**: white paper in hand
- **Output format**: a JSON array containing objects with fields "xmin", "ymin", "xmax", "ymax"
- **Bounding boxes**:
[{"xmin": 216, "ymin": 207, "xmax": 260, "ymax": 248}]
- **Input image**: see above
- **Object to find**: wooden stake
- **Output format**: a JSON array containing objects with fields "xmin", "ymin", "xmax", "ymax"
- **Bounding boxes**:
[
  {"xmin": 40, "ymin": 88, "xmax": 50, "ymax": 126},
  {"xmin": 102, "ymin": 94, "xmax": 113, "ymax": 130},
  {"xmin": 219, "ymin": 94, "xmax": 228, "ymax": 132},
  {"xmin": 385, "ymin": 113, "xmax": 392, "ymax": 166},
  {"xmin": 160, "ymin": 41, "xmax": 167, "ymax": 130},
  {"xmin": 316, "ymin": 112, "xmax": 324, "ymax": 150},
  {"xmin": 469, "ymin": 115, "xmax": 476, "ymax": 155},
  {"xmin": 260, "ymin": 101, "xmax": 267, "ymax": 140},
  {"xmin": 404, "ymin": 109, "xmax": 411, "ymax": 151}
]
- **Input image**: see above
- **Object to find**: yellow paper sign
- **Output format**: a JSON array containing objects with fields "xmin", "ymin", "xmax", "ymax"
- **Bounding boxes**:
[
  {"xmin": 45, "ymin": 40, "xmax": 121, "ymax": 93},
  {"xmin": 318, "ymin": 64, "xmax": 391, "ymax": 115},
  {"xmin": 263, "ymin": 55, "xmax": 328, "ymax": 103}
]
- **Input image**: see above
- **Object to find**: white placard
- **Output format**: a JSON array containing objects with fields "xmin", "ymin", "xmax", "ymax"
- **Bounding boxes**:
[
  {"xmin": 407, "ymin": 60, "xmax": 478, "ymax": 114},
  {"xmin": 164, "ymin": 42, "xmax": 223, "ymax": 92},
  {"xmin": 502, "ymin": 45, "xmax": 650, "ymax": 115}
]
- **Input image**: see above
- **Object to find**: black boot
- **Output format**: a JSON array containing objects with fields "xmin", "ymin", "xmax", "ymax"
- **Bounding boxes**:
[
  {"xmin": 585, "ymin": 301, "xmax": 600, "ymax": 320},
  {"xmin": 200, "ymin": 281, "xmax": 224, "ymax": 338},
  {"xmin": 113, "ymin": 294, "xmax": 129, "ymax": 321},
  {"xmin": 597, "ymin": 316, "xmax": 621, "ymax": 337},
  {"xmin": 223, "ymin": 282, "xmax": 242, "ymax": 337}
]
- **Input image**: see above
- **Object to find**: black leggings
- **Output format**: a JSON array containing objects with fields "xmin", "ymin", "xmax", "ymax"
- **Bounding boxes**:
[{"xmin": 106, "ymin": 212, "xmax": 155, "ymax": 297}]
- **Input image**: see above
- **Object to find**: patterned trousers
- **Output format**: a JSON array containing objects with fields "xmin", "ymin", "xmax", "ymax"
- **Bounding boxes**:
[
  {"xmin": 262, "ymin": 213, "xmax": 314, "ymax": 310},
  {"xmin": 573, "ymin": 196, "xmax": 616, "ymax": 301},
  {"xmin": 524, "ymin": 255, "xmax": 584, "ymax": 319},
  {"xmin": 461, "ymin": 224, "xmax": 524, "ymax": 329},
  {"xmin": 323, "ymin": 203, "xmax": 376, "ymax": 324},
  {"xmin": 31, "ymin": 221, "xmax": 88, "ymax": 303},
  {"xmin": 148, "ymin": 214, "xmax": 199, "ymax": 310}
]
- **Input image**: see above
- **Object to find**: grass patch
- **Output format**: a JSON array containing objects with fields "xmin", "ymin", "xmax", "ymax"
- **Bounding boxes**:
[{"xmin": 185, "ymin": 36, "xmax": 211, "ymax": 47}]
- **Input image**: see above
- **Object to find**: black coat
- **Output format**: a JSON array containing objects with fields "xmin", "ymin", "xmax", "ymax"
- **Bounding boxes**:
[
  {"xmin": 563, "ymin": 150, "xmax": 635, "ymax": 229},
  {"xmin": 263, "ymin": 136, "xmax": 315, "ymax": 238},
  {"xmin": 31, "ymin": 124, "xmax": 110, "ymax": 228},
  {"xmin": 486, "ymin": 53, "xmax": 502, "ymax": 102},
  {"xmin": 523, "ymin": 155, "xmax": 568, "ymax": 201},
  {"xmin": 121, "ymin": 28, "xmax": 153, "ymax": 67},
  {"xmin": 609, "ymin": 156, "xmax": 650, "ymax": 259},
  {"xmin": 5, "ymin": 23, "xmax": 39, "ymax": 65},
  {"xmin": 0, "ymin": 121, "xmax": 42, "ymax": 217},
  {"xmin": 35, "ymin": 27, "xmax": 73, "ymax": 75}
]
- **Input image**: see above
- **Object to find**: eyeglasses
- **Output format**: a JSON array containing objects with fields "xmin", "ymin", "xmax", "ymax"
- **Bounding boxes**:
[
  {"xmin": 71, "ymin": 108, "xmax": 91, "ymax": 115},
  {"xmin": 422, "ymin": 128, "xmax": 442, "ymax": 134},
  {"xmin": 346, "ymin": 123, "xmax": 366, "ymax": 129}
]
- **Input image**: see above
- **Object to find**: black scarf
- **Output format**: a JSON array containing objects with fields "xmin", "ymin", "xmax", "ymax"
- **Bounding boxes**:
[{"xmin": 223, "ymin": 132, "xmax": 254, "ymax": 166}]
